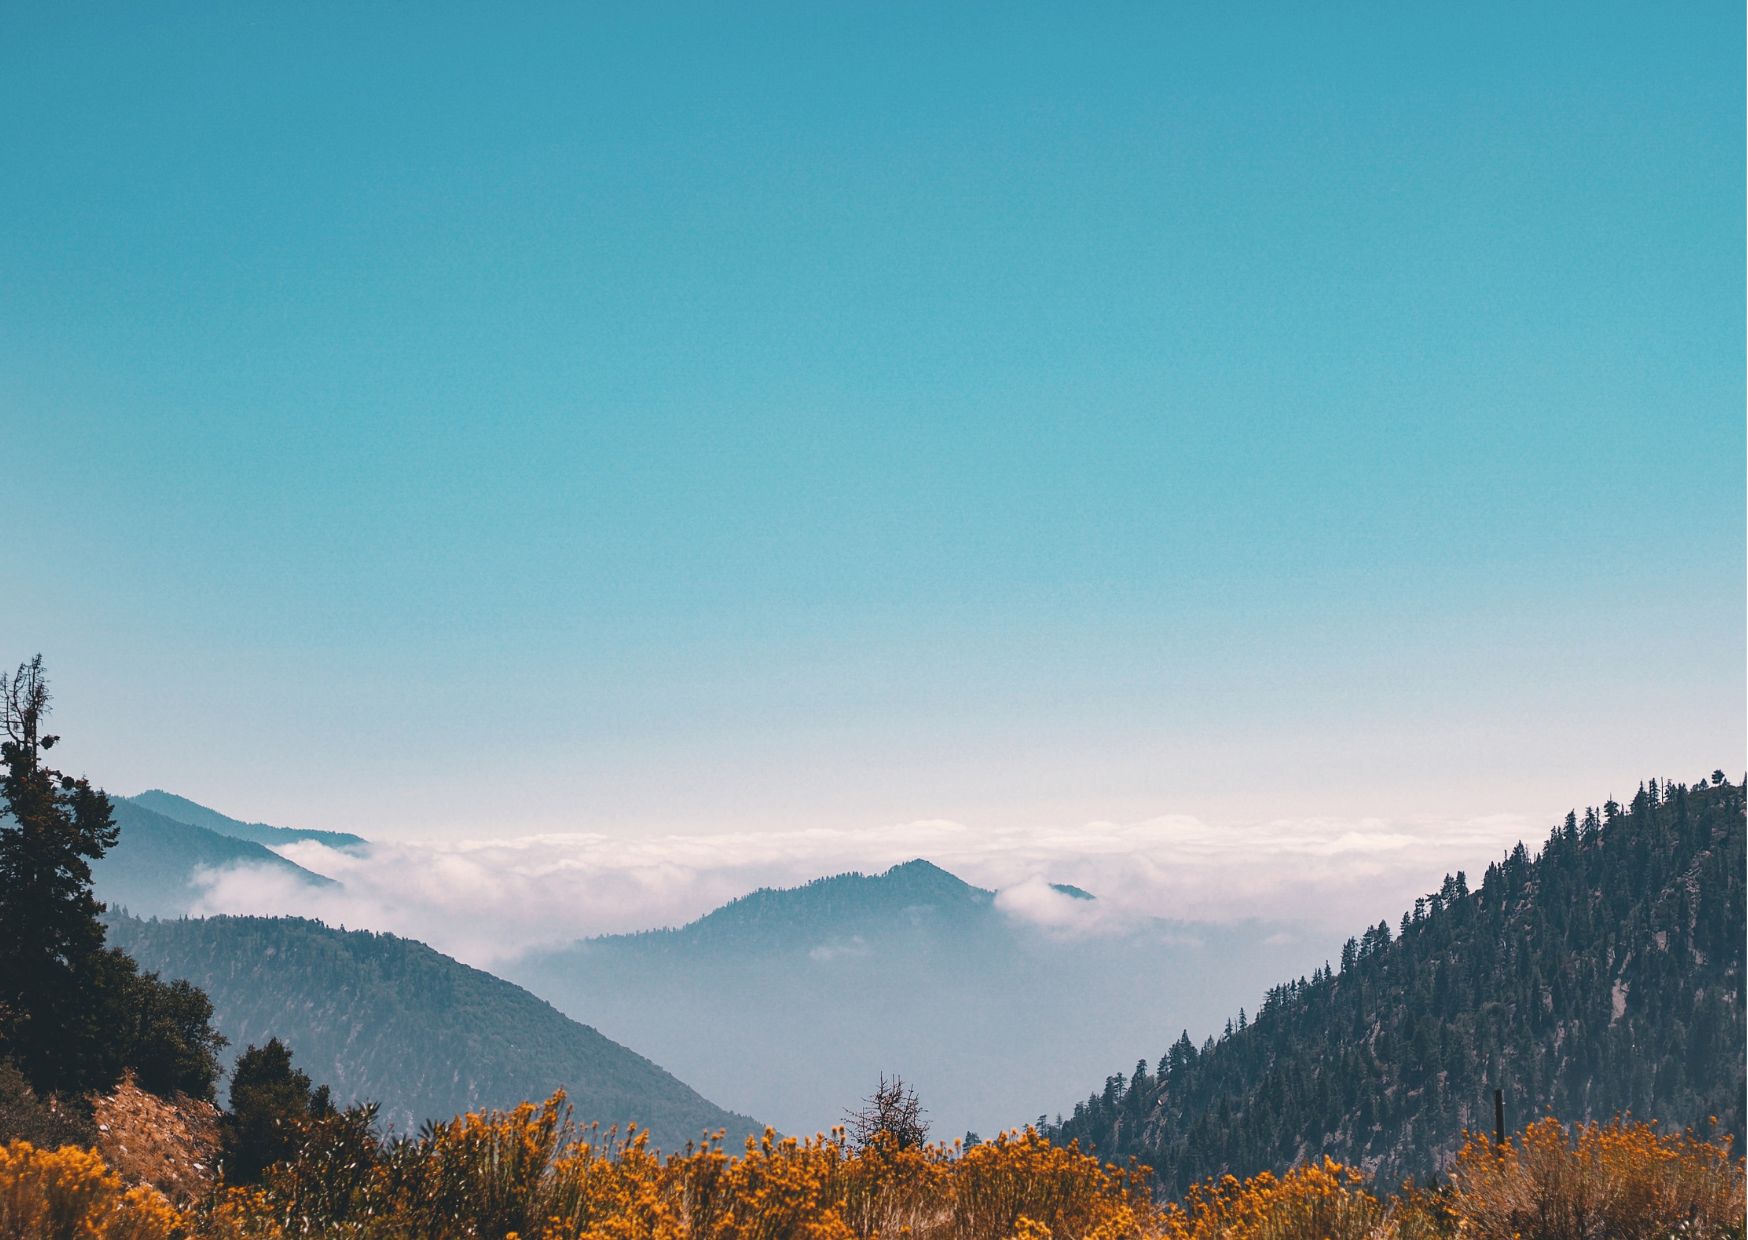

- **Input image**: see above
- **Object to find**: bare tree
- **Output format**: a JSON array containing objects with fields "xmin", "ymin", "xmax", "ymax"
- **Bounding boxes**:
[
  {"xmin": 0, "ymin": 655, "xmax": 58, "ymax": 760},
  {"xmin": 844, "ymin": 1073, "xmax": 929, "ymax": 1151}
]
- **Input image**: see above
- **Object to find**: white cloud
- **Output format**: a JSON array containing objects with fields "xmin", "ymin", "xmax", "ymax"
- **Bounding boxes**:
[
  {"xmin": 186, "ymin": 810, "xmax": 1542, "ymax": 968},
  {"xmin": 993, "ymin": 877, "xmax": 1120, "ymax": 935},
  {"xmin": 807, "ymin": 937, "xmax": 871, "ymax": 962}
]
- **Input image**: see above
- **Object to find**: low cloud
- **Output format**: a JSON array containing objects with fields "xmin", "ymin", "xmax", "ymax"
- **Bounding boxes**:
[
  {"xmin": 994, "ymin": 877, "xmax": 1121, "ymax": 936},
  {"xmin": 807, "ymin": 938, "xmax": 871, "ymax": 963},
  {"xmin": 187, "ymin": 811, "xmax": 1542, "ymax": 968}
]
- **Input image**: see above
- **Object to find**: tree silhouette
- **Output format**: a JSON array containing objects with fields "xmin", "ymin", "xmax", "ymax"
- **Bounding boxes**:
[
  {"xmin": 0, "ymin": 656, "xmax": 121, "ymax": 1095},
  {"xmin": 0, "ymin": 656, "xmax": 224, "ymax": 1103}
]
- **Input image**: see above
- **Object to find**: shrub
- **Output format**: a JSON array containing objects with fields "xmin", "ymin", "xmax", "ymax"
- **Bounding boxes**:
[
  {"xmin": 0, "ymin": 1138, "xmax": 182, "ymax": 1240},
  {"xmin": 207, "ymin": 1092, "xmax": 1162, "ymax": 1240},
  {"xmin": 0, "ymin": 1059, "xmax": 94, "ymax": 1151},
  {"xmin": 90, "ymin": 1100, "xmax": 1748, "ymax": 1240},
  {"xmin": 1158, "ymin": 1158, "xmax": 1387, "ymax": 1240},
  {"xmin": 1445, "ymin": 1116, "xmax": 1746, "ymax": 1240}
]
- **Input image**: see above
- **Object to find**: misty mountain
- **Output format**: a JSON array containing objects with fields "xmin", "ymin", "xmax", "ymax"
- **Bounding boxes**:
[
  {"xmin": 91, "ymin": 797, "xmax": 333, "ymax": 919},
  {"xmin": 1050, "ymin": 776, "xmax": 1747, "ymax": 1195},
  {"xmin": 104, "ymin": 912, "xmax": 761, "ymax": 1152},
  {"xmin": 503, "ymin": 859, "xmax": 1321, "ymax": 1140},
  {"xmin": 125, "ymin": 790, "xmax": 366, "ymax": 850}
]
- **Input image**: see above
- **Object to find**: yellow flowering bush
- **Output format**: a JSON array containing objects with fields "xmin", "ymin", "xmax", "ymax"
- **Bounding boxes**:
[
  {"xmin": 944, "ymin": 1129, "xmax": 1155, "ymax": 1240},
  {"xmin": 1444, "ymin": 1115, "xmax": 1745, "ymax": 1240},
  {"xmin": 1157, "ymin": 1158, "xmax": 1387, "ymax": 1240},
  {"xmin": 0, "ymin": 1138, "xmax": 183, "ymax": 1240},
  {"xmin": 3, "ymin": 1098, "xmax": 1742, "ymax": 1240},
  {"xmin": 203, "ymin": 1094, "xmax": 1159, "ymax": 1240}
]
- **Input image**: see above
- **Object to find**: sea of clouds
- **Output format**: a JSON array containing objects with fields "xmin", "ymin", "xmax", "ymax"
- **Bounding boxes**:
[{"xmin": 186, "ymin": 810, "xmax": 1544, "ymax": 968}]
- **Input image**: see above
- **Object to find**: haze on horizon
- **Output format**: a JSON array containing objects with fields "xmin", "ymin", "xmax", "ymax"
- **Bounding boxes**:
[{"xmin": 3, "ymin": 4, "xmax": 1741, "ymax": 853}]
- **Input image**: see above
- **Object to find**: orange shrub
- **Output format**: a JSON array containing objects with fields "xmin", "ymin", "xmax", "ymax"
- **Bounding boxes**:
[
  {"xmin": 30, "ymin": 1092, "xmax": 1734, "ymax": 1240},
  {"xmin": 945, "ymin": 1129, "xmax": 1155, "ymax": 1240},
  {"xmin": 1158, "ymin": 1158, "xmax": 1387, "ymax": 1240},
  {"xmin": 1445, "ymin": 1116, "xmax": 1745, "ymax": 1240},
  {"xmin": 0, "ymin": 1139, "xmax": 184, "ymax": 1240}
]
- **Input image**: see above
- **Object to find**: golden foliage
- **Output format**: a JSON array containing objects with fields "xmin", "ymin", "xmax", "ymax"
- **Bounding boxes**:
[
  {"xmin": 1, "ymin": 1098, "xmax": 1742, "ymax": 1240},
  {"xmin": 1157, "ymin": 1158, "xmax": 1388, "ymax": 1240},
  {"xmin": 201, "ymin": 1095, "xmax": 1160, "ymax": 1240},
  {"xmin": 0, "ymin": 1138, "xmax": 184, "ymax": 1240},
  {"xmin": 1444, "ymin": 1115, "xmax": 1745, "ymax": 1240}
]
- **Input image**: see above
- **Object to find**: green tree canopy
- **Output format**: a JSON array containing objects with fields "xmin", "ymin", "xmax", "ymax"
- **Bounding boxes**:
[{"xmin": 226, "ymin": 1037, "xmax": 332, "ymax": 1184}]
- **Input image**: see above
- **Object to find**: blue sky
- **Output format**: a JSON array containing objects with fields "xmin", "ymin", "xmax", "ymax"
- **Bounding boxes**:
[{"xmin": 2, "ymin": 3, "xmax": 1741, "ymax": 841}]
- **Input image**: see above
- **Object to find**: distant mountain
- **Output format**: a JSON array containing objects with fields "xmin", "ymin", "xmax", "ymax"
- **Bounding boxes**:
[
  {"xmin": 92, "ymin": 797, "xmax": 333, "ymax": 919},
  {"xmin": 125, "ymin": 790, "xmax": 366, "ymax": 850},
  {"xmin": 1050, "ymin": 776, "xmax": 1747, "ymax": 1195},
  {"xmin": 625, "ymin": 858, "xmax": 995, "ymax": 951},
  {"xmin": 105, "ymin": 913, "xmax": 761, "ymax": 1152},
  {"xmin": 504, "ymin": 859, "xmax": 1317, "ymax": 1141}
]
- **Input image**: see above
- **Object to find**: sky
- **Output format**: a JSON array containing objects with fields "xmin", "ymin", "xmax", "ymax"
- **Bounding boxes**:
[{"xmin": 2, "ymin": 4, "xmax": 1742, "ymax": 882}]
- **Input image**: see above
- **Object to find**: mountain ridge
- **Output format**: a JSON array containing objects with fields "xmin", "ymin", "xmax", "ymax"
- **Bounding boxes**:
[
  {"xmin": 125, "ymin": 790, "xmax": 366, "ymax": 850},
  {"xmin": 91, "ymin": 798, "xmax": 333, "ymax": 919},
  {"xmin": 1049, "ymin": 775, "xmax": 1746, "ymax": 1194},
  {"xmin": 104, "ymin": 911, "xmax": 761, "ymax": 1152}
]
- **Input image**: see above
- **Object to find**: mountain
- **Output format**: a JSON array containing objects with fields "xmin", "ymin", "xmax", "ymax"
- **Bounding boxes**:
[
  {"xmin": 503, "ymin": 859, "xmax": 1319, "ymax": 1141},
  {"xmin": 621, "ymin": 858, "xmax": 995, "ymax": 951},
  {"xmin": 125, "ymin": 790, "xmax": 366, "ymax": 850},
  {"xmin": 104, "ymin": 912, "xmax": 761, "ymax": 1152},
  {"xmin": 91, "ymin": 797, "xmax": 333, "ymax": 918},
  {"xmin": 1049, "ymin": 776, "xmax": 1747, "ymax": 1195}
]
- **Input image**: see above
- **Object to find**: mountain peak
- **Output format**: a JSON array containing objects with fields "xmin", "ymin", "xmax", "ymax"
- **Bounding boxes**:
[
  {"xmin": 586, "ymin": 858, "xmax": 993, "ymax": 950},
  {"xmin": 880, "ymin": 858, "xmax": 969, "ymax": 886}
]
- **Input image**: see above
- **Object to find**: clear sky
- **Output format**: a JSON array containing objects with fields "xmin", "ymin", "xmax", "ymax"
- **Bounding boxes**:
[{"xmin": 2, "ymin": 3, "xmax": 1742, "ymax": 843}]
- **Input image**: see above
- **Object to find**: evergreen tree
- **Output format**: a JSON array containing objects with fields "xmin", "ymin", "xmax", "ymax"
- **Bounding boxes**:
[
  {"xmin": 0, "ymin": 656, "xmax": 122, "ymax": 1095},
  {"xmin": 0, "ymin": 656, "xmax": 224, "ymax": 1102},
  {"xmin": 226, "ymin": 1037, "xmax": 331, "ymax": 1184}
]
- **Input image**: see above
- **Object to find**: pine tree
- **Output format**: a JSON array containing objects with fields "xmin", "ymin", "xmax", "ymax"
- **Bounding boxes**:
[
  {"xmin": 226, "ymin": 1038, "xmax": 331, "ymax": 1183},
  {"xmin": 0, "ymin": 656, "xmax": 121, "ymax": 1095},
  {"xmin": 0, "ymin": 656, "xmax": 225, "ymax": 1103}
]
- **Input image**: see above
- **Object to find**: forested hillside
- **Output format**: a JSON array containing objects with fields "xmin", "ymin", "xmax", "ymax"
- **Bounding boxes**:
[
  {"xmin": 125, "ymin": 790, "xmax": 366, "ymax": 850},
  {"xmin": 105, "ymin": 913, "xmax": 760, "ymax": 1151},
  {"xmin": 1050, "ymin": 775, "xmax": 1746, "ymax": 1195},
  {"xmin": 91, "ymin": 797, "xmax": 332, "ymax": 919}
]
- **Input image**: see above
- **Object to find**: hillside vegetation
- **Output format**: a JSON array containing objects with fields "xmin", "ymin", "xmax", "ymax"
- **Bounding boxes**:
[
  {"xmin": 92, "ymin": 798, "xmax": 333, "ymax": 919},
  {"xmin": 4, "ymin": 1098, "xmax": 1742, "ymax": 1239},
  {"xmin": 105, "ymin": 913, "xmax": 759, "ymax": 1151},
  {"xmin": 1051, "ymin": 775, "xmax": 1746, "ymax": 1195}
]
